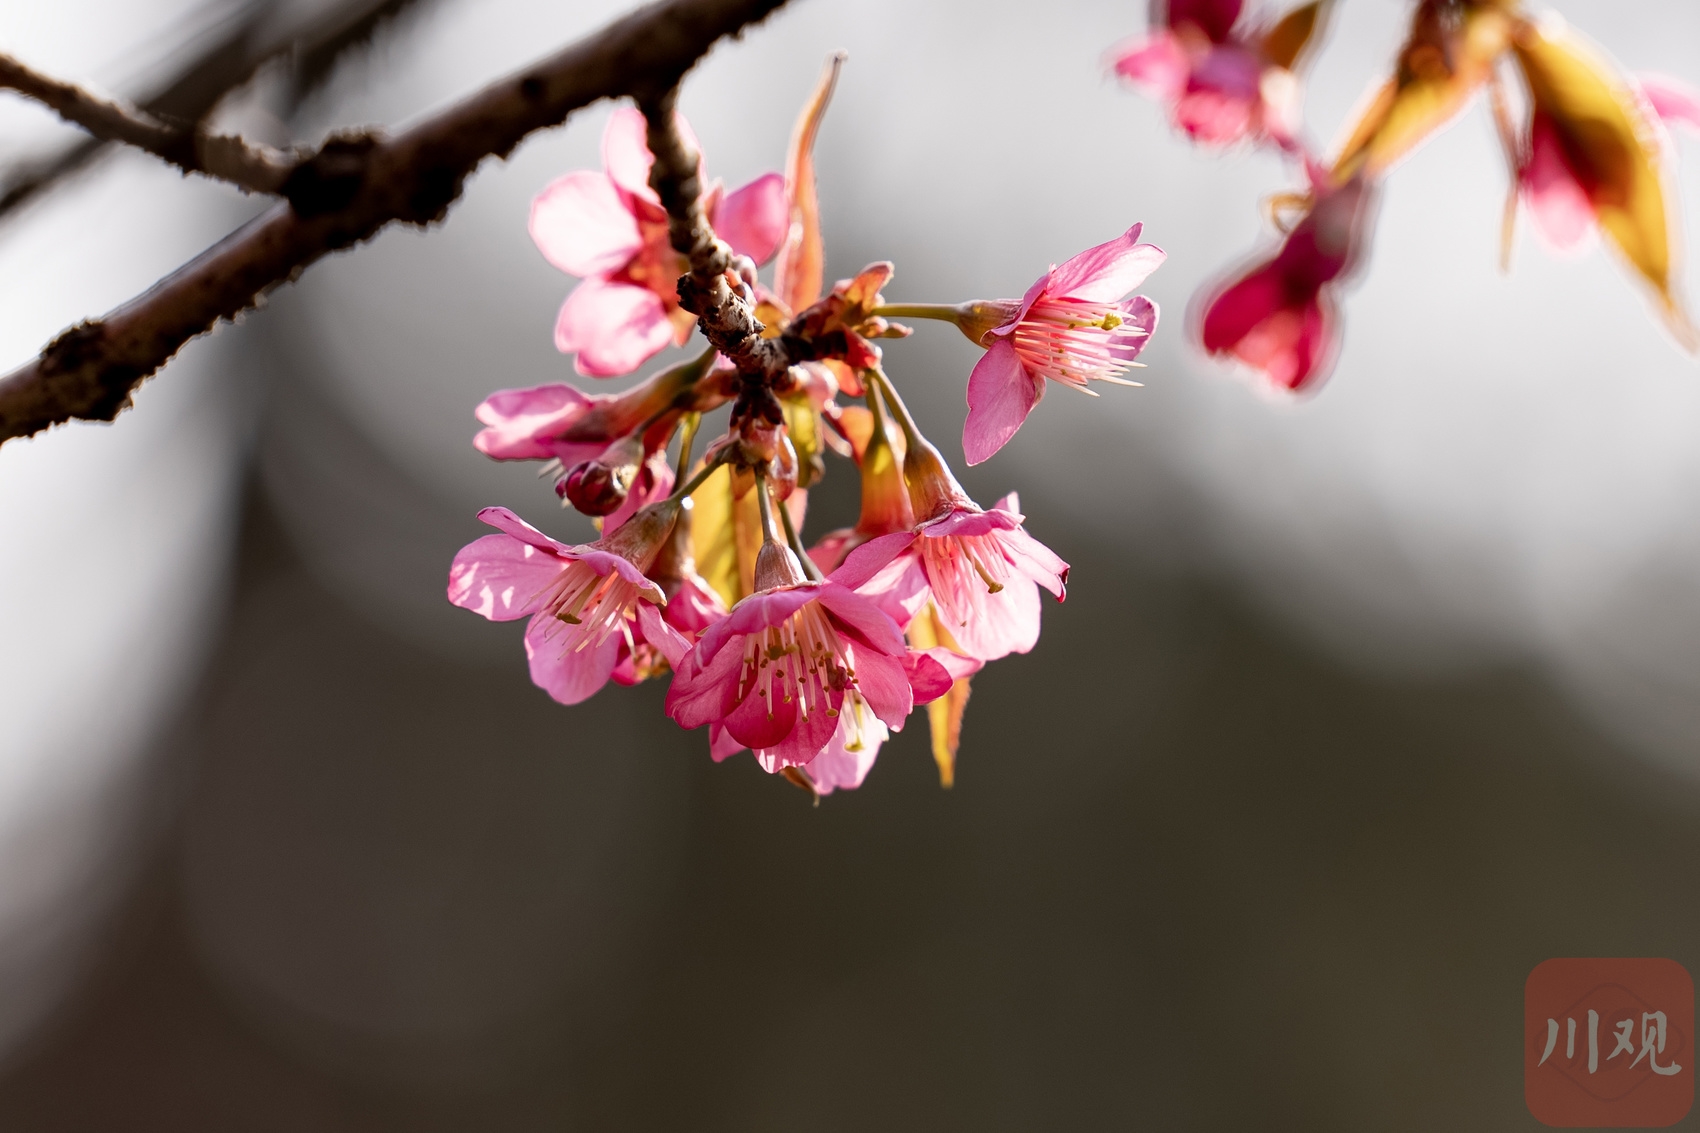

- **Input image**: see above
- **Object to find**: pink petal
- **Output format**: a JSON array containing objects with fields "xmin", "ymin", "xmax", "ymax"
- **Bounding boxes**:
[
  {"xmin": 1112, "ymin": 32, "xmax": 1190, "ymax": 99},
  {"xmin": 475, "ymin": 506, "xmax": 575, "ymax": 555},
  {"xmin": 849, "ymin": 552, "xmax": 931, "ymax": 631},
  {"xmin": 523, "ymin": 615, "xmax": 621, "ymax": 705},
  {"xmin": 849, "ymin": 647, "xmax": 912, "ymax": 730},
  {"xmin": 602, "ymin": 107, "xmax": 658, "ymax": 201},
  {"xmin": 602, "ymin": 106, "xmax": 703, "ymax": 201},
  {"xmin": 814, "ymin": 584, "xmax": 910, "ymax": 657},
  {"xmin": 1201, "ymin": 261, "xmax": 1284, "ymax": 355},
  {"xmin": 1522, "ymin": 114, "xmax": 1597, "ymax": 251},
  {"xmin": 1169, "ymin": 0, "xmax": 1243, "ymax": 42},
  {"xmin": 664, "ymin": 574, "xmax": 729, "ymax": 635},
  {"xmin": 1640, "ymin": 74, "xmax": 1700, "ymax": 134},
  {"xmin": 964, "ymin": 337, "xmax": 1044, "ymax": 466},
  {"xmin": 447, "ymin": 533, "xmax": 560, "ymax": 621},
  {"xmin": 725, "ymin": 672, "xmax": 798, "ymax": 751},
  {"xmin": 473, "ymin": 383, "xmax": 595, "ymax": 461},
  {"xmin": 799, "ymin": 725, "xmax": 882, "ymax": 795},
  {"xmin": 666, "ymin": 633, "xmax": 745, "ymax": 729},
  {"xmin": 693, "ymin": 585, "xmax": 823, "ymax": 667},
  {"xmin": 949, "ymin": 577, "xmax": 1042, "ymax": 661},
  {"xmin": 903, "ymin": 651, "xmax": 954, "ymax": 705},
  {"xmin": 637, "ymin": 601, "xmax": 692, "ymax": 669},
  {"xmin": 921, "ymin": 506, "xmax": 1022, "ymax": 540},
  {"xmin": 758, "ymin": 694, "xmax": 842, "ymax": 766},
  {"xmin": 713, "ymin": 172, "xmax": 787, "ymax": 265},
  {"xmin": 1045, "ymin": 224, "xmax": 1167, "ymax": 303},
  {"xmin": 831, "ymin": 531, "xmax": 919, "ymax": 591},
  {"xmin": 709, "ymin": 724, "xmax": 744, "ymax": 762},
  {"xmin": 554, "ymin": 279, "xmax": 674, "ymax": 377},
  {"xmin": 1174, "ymin": 88, "xmax": 1258, "ymax": 144},
  {"xmin": 529, "ymin": 171, "xmax": 642, "ymax": 278}
]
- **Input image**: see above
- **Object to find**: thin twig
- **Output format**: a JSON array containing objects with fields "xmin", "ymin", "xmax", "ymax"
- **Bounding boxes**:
[
  {"xmin": 0, "ymin": 0, "xmax": 433, "ymax": 222},
  {"xmin": 0, "ymin": 52, "xmax": 295, "ymax": 192},
  {"xmin": 0, "ymin": 0, "xmax": 794, "ymax": 445}
]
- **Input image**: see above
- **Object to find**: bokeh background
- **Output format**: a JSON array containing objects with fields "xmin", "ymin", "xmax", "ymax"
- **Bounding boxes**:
[{"xmin": 4, "ymin": 0, "xmax": 1700, "ymax": 1127}]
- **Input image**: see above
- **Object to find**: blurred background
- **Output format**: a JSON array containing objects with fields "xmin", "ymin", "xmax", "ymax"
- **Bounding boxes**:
[{"xmin": 3, "ymin": 0, "xmax": 1700, "ymax": 1127}]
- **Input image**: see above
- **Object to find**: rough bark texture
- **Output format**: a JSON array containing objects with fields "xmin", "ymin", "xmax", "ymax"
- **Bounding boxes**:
[{"xmin": 0, "ymin": 0, "xmax": 793, "ymax": 444}]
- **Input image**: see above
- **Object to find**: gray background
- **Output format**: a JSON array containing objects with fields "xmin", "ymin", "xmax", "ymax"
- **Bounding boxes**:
[{"xmin": 2, "ymin": 0, "xmax": 1700, "ymax": 1127}]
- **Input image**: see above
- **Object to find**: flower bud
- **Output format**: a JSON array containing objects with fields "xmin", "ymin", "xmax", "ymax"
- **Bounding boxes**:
[
  {"xmin": 560, "ymin": 461, "xmax": 627, "ymax": 516},
  {"xmin": 559, "ymin": 434, "xmax": 644, "ymax": 517}
]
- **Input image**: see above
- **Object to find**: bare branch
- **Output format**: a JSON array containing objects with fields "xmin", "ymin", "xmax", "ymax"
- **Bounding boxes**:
[
  {"xmin": 0, "ymin": 0, "xmax": 432, "ymax": 221},
  {"xmin": 0, "ymin": 0, "xmax": 794, "ymax": 444},
  {"xmin": 0, "ymin": 52, "xmax": 295, "ymax": 192}
]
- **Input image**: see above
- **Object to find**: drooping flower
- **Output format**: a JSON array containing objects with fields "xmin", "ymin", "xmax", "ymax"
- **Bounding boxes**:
[
  {"xmin": 448, "ymin": 504, "xmax": 690, "ymax": 705},
  {"xmin": 665, "ymin": 541, "xmax": 913, "ymax": 769},
  {"xmin": 530, "ymin": 108, "xmax": 788, "ymax": 377},
  {"xmin": 1113, "ymin": 0, "xmax": 1327, "ymax": 148},
  {"xmin": 836, "ymin": 429, "xmax": 1068, "ymax": 663},
  {"xmin": 472, "ymin": 350, "xmax": 731, "ymax": 464},
  {"xmin": 958, "ymin": 224, "xmax": 1164, "ymax": 465},
  {"xmin": 1199, "ymin": 172, "xmax": 1370, "ymax": 392}
]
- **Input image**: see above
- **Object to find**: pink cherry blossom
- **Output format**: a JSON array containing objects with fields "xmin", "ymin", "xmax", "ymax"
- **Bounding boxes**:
[
  {"xmin": 713, "ymin": 644, "xmax": 979, "ymax": 796},
  {"xmin": 962, "ymin": 224, "xmax": 1164, "ymax": 465},
  {"xmin": 665, "ymin": 564, "xmax": 913, "ymax": 768},
  {"xmin": 530, "ymin": 107, "xmax": 787, "ymax": 377},
  {"xmin": 1199, "ymin": 174, "xmax": 1369, "ymax": 392},
  {"xmin": 834, "ymin": 492, "xmax": 1068, "ymax": 663},
  {"xmin": 1113, "ymin": 0, "xmax": 1303, "ymax": 148},
  {"xmin": 448, "ymin": 506, "xmax": 688, "ymax": 705}
]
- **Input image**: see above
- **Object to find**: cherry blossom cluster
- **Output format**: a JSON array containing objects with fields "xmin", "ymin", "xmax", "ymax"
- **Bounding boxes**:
[
  {"xmin": 1114, "ymin": 0, "xmax": 1700, "ymax": 391},
  {"xmin": 447, "ymin": 62, "xmax": 1164, "ymax": 796}
]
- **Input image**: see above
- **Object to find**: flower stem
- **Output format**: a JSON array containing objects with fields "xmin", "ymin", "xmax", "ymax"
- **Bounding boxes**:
[
  {"xmin": 673, "ymin": 411, "xmax": 700, "ymax": 485},
  {"xmin": 868, "ymin": 303, "xmax": 964, "ymax": 323},
  {"xmin": 779, "ymin": 492, "xmax": 824, "ymax": 581},
  {"xmin": 667, "ymin": 447, "xmax": 727, "ymax": 503},
  {"xmin": 865, "ymin": 365, "xmax": 926, "ymax": 455},
  {"xmin": 753, "ymin": 465, "xmax": 779, "ymax": 546}
]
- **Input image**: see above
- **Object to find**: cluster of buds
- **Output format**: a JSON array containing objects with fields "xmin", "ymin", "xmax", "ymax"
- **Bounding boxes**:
[
  {"xmin": 447, "ymin": 57, "xmax": 1164, "ymax": 797},
  {"xmin": 1115, "ymin": 0, "xmax": 1700, "ymax": 392}
]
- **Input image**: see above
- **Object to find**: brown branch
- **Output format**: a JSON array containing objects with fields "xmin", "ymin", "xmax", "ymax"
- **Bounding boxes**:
[
  {"xmin": 641, "ymin": 88, "xmax": 790, "ymax": 381},
  {"xmin": 0, "ymin": 0, "xmax": 794, "ymax": 444},
  {"xmin": 0, "ymin": 0, "xmax": 435, "ymax": 222},
  {"xmin": 0, "ymin": 52, "xmax": 295, "ymax": 193}
]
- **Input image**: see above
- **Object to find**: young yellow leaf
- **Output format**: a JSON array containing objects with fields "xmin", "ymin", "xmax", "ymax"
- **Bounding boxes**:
[
  {"xmin": 773, "ymin": 53, "xmax": 845, "ymax": 314},
  {"xmin": 1332, "ymin": 3, "xmax": 1513, "ymax": 182},
  {"xmin": 1512, "ymin": 17, "xmax": 1696, "ymax": 347}
]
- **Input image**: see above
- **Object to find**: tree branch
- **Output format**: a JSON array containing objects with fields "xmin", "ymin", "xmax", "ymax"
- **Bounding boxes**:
[
  {"xmin": 0, "ymin": 0, "xmax": 794, "ymax": 445},
  {"xmin": 0, "ymin": 52, "xmax": 295, "ymax": 193},
  {"xmin": 641, "ymin": 88, "xmax": 790, "ymax": 381},
  {"xmin": 0, "ymin": 0, "xmax": 434, "ymax": 222}
]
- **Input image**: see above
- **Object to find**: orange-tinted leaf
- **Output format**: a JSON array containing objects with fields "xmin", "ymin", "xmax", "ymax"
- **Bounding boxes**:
[
  {"xmin": 906, "ymin": 606, "xmax": 971, "ymax": 788},
  {"xmin": 688, "ymin": 463, "xmax": 741, "ymax": 607},
  {"xmin": 1262, "ymin": 0, "xmax": 1328, "ymax": 73},
  {"xmin": 834, "ymin": 404, "xmax": 875, "ymax": 461},
  {"xmin": 774, "ymin": 52, "xmax": 845, "ymax": 314},
  {"xmin": 1512, "ymin": 17, "xmax": 1696, "ymax": 346},
  {"xmin": 781, "ymin": 393, "xmax": 824, "ymax": 489},
  {"xmin": 1331, "ymin": 3, "xmax": 1513, "ymax": 182}
]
